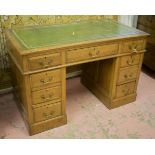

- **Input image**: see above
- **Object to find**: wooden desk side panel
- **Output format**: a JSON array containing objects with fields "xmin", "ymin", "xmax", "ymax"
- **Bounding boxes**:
[{"xmin": 9, "ymin": 56, "xmax": 33, "ymax": 131}]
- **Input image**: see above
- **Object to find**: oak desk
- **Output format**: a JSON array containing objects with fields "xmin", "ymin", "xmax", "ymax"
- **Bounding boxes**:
[{"xmin": 5, "ymin": 20, "xmax": 149, "ymax": 135}]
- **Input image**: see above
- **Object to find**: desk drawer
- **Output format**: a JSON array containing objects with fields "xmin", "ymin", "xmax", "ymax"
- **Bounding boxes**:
[
  {"xmin": 121, "ymin": 40, "xmax": 144, "ymax": 53},
  {"xmin": 117, "ymin": 66, "xmax": 139, "ymax": 84},
  {"xmin": 115, "ymin": 81, "xmax": 136, "ymax": 98},
  {"xmin": 33, "ymin": 102, "xmax": 61, "ymax": 123},
  {"xmin": 66, "ymin": 44, "xmax": 118, "ymax": 63},
  {"xmin": 28, "ymin": 52, "xmax": 61, "ymax": 71},
  {"xmin": 30, "ymin": 69, "xmax": 61, "ymax": 88},
  {"xmin": 32, "ymin": 85, "xmax": 61, "ymax": 105},
  {"xmin": 120, "ymin": 54, "xmax": 141, "ymax": 68}
]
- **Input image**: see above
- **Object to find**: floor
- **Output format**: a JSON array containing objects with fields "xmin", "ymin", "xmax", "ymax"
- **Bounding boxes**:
[{"xmin": 0, "ymin": 68, "xmax": 155, "ymax": 139}]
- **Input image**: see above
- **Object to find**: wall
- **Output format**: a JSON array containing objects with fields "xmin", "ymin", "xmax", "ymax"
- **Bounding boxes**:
[
  {"xmin": 0, "ymin": 15, "xmax": 118, "ymax": 91},
  {"xmin": 118, "ymin": 15, "xmax": 138, "ymax": 27}
]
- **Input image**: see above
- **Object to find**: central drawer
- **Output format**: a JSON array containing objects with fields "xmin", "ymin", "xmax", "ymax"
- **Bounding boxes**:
[
  {"xmin": 117, "ymin": 66, "xmax": 139, "ymax": 84},
  {"xmin": 66, "ymin": 43, "xmax": 118, "ymax": 63},
  {"xmin": 30, "ymin": 69, "xmax": 61, "ymax": 89},
  {"xmin": 33, "ymin": 102, "xmax": 61, "ymax": 123},
  {"xmin": 32, "ymin": 85, "xmax": 61, "ymax": 105}
]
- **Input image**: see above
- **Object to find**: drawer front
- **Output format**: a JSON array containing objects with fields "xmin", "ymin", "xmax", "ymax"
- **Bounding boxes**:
[
  {"xmin": 117, "ymin": 66, "xmax": 139, "ymax": 84},
  {"xmin": 28, "ymin": 52, "xmax": 61, "ymax": 71},
  {"xmin": 115, "ymin": 81, "xmax": 136, "ymax": 98},
  {"xmin": 30, "ymin": 69, "xmax": 61, "ymax": 88},
  {"xmin": 93, "ymin": 44, "xmax": 118, "ymax": 57},
  {"xmin": 66, "ymin": 44, "xmax": 118, "ymax": 63},
  {"xmin": 32, "ymin": 86, "xmax": 61, "ymax": 105},
  {"xmin": 121, "ymin": 40, "xmax": 144, "ymax": 53},
  {"xmin": 120, "ymin": 54, "xmax": 141, "ymax": 68},
  {"xmin": 33, "ymin": 102, "xmax": 61, "ymax": 122}
]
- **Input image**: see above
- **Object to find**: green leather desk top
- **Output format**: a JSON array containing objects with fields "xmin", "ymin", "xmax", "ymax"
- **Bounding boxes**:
[{"xmin": 11, "ymin": 20, "xmax": 148, "ymax": 50}]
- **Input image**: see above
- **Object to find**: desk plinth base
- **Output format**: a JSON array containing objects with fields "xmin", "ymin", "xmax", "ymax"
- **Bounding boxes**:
[{"xmin": 28, "ymin": 115, "xmax": 67, "ymax": 135}]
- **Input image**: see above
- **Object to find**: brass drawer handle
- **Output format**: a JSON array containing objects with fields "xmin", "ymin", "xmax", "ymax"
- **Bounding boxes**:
[
  {"xmin": 42, "ymin": 110, "xmax": 55, "ymax": 118},
  {"xmin": 43, "ymin": 64, "xmax": 50, "ymax": 68},
  {"xmin": 40, "ymin": 77, "xmax": 53, "ymax": 84},
  {"xmin": 127, "ymin": 56, "xmax": 135, "ymax": 65},
  {"xmin": 124, "ymin": 73, "xmax": 133, "ymax": 79},
  {"xmin": 43, "ymin": 112, "xmax": 48, "ymax": 117},
  {"xmin": 129, "ymin": 44, "xmax": 138, "ymax": 53},
  {"xmin": 48, "ymin": 77, "xmax": 53, "ymax": 81},
  {"xmin": 132, "ymin": 48, "xmax": 138, "ymax": 54},
  {"xmin": 122, "ymin": 88, "xmax": 130, "ymax": 96},
  {"xmin": 89, "ymin": 52, "xmax": 96, "ymax": 58},
  {"xmin": 124, "ymin": 74, "xmax": 128, "ymax": 79},
  {"xmin": 124, "ymin": 91, "xmax": 129, "ymax": 96},
  {"xmin": 41, "ymin": 95, "xmax": 46, "ymax": 99},
  {"xmin": 38, "ymin": 62, "xmax": 50, "ymax": 68},
  {"xmin": 111, "ymin": 51, "xmax": 116, "ymax": 54},
  {"xmin": 41, "ymin": 93, "xmax": 53, "ymax": 100},
  {"xmin": 38, "ymin": 61, "xmax": 44, "ymax": 66},
  {"xmin": 48, "ymin": 59, "xmax": 53, "ymax": 64},
  {"xmin": 127, "ymin": 60, "xmax": 132, "ymax": 65},
  {"xmin": 41, "ymin": 97, "xmax": 52, "ymax": 100},
  {"xmin": 48, "ymin": 93, "xmax": 54, "ymax": 98},
  {"xmin": 134, "ymin": 44, "xmax": 137, "ymax": 49},
  {"xmin": 50, "ymin": 110, "xmax": 55, "ymax": 116},
  {"xmin": 96, "ymin": 51, "xmax": 100, "ymax": 55},
  {"xmin": 89, "ymin": 51, "xmax": 100, "ymax": 58},
  {"xmin": 131, "ymin": 57, "xmax": 135, "ymax": 63},
  {"xmin": 40, "ymin": 79, "xmax": 44, "ymax": 83}
]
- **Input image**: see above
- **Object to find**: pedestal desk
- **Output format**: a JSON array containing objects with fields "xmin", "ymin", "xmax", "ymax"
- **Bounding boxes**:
[{"xmin": 5, "ymin": 20, "xmax": 149, "ymax": 135}]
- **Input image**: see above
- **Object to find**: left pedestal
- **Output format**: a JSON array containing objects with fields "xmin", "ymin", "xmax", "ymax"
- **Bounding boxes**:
[{"xmin": 9, "ymin": 57, "xmax": 67, "ymax": 135}]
